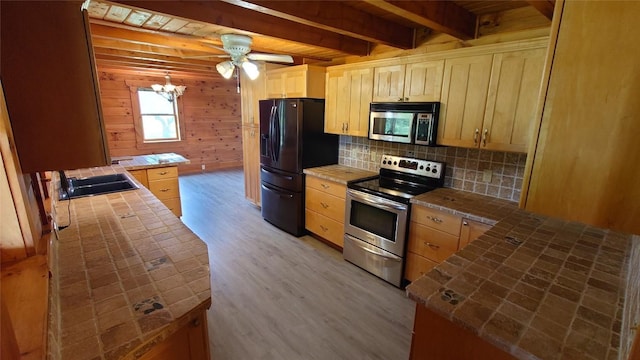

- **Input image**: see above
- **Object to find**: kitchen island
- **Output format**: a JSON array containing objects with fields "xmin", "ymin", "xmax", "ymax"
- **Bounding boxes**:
[
  {"xmin": 406, "ymin": 188, "xmax": 638, "ymax": 359},
  {"xmin": 48, "ymin": 154, "xmax": 211, "ymax": 360}
]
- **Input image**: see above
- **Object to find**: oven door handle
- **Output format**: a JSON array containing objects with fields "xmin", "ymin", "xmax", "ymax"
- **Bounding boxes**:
[
  {"xmin": 346, "ymin": 235, "xmax": 401, "ymax": 262},
  {"xmin": 347, "ymin": 189, "xmax": 408, "ymax": 212}
]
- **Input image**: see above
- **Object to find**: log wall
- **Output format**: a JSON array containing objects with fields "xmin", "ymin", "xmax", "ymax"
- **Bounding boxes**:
[{"xmin": 97, "ymin": 66, "xmax": 242, "ymax": 173}]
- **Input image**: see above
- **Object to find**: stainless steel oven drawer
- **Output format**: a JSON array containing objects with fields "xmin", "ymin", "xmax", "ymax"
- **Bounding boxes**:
[{"xmin": 343, "ymin": 234, "xmax": 403, "ymax": 288}]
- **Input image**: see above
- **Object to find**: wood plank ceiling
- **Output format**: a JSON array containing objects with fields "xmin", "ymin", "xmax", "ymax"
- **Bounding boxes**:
[{"xmin": 88, "ymin": 0, "xmax": 554, "ymax": 76}]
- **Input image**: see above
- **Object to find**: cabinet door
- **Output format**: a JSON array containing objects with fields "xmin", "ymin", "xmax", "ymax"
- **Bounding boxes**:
[
  {"xmin": 324, "ymin": 69, "xmax": 348, "ymax": 135},
  {"xmin": 265, "ymin": 73, "xmax": 285, "ymax": 98},
  {"xmin": 459, "ymin": 219, "xmax": 491, "ymax": 249},
  {"xmin": 482, "ymin": 48, "xmax": 545, "ymax": 152},
  {"xmin": 128, "ymin": 169, "xmax": 148, "ymax": 188},
  {"xmin": 242, "ymin": 125, "xmax": 260, "ymax": 205},
  {"xmin": 372, "ymin": 64, "xmax": 406, "ymax": 102},
  {"xmin": 438, "ymin": 55, "xmax": 493, "ymax": 148},
  {"xmin": 404, "ymin": 60, "xmax": 445, "ymax": 102},
  {"xmin": 1, "ymin": 2, "xmax": 109, "ymax": 172},
  {"xmin": 346, "ymin": 67, "xmax": 374, "ymax": 137},
  {"xmin": 283, "ymin": 69, "xmax": 308, "ymax": 97}
]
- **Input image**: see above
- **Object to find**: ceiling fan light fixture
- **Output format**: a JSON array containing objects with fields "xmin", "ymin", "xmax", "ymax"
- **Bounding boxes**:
[
  {"xmin": 216, "ymin": 61, "xmax": 235, "ymax": 79},
  {"xmin": 242, "ymin": 60, "xmax": 260, "ymax": 80}
]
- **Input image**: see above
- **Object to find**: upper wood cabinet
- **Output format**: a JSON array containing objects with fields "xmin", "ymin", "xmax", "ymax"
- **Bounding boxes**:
[
  {"xmin": 438, "ymin": 54, "xmax": 494, "ymax": 148},
  {"xmin": 523, "ymin": 0, "xmax": 640, "ymax": 234},
  {"xmin": 438, "ymin": 48, "xmax": 544, "ymax": 152},
  {"xmin": 0, "ymin": 1, "xmax": 109, "ymax": 172},
  {"xmin": 324, "ymin": 66, "xmax": 373, "ymax": 137},
  {"xmin": 265, "ymin": 64, "xmax": 326, "ymax": 99},
  {"xmin": 372, "ymin": 60, "xmax": 444, "ymax": 102},
  {"xmin": 482, "ymin": 48, "xmax": 545, "ymax": 153}
]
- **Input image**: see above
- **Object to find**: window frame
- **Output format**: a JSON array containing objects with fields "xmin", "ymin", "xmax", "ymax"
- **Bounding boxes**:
[
  {"xmin": 136, "ymin": 87, "xmax": 181, "ymax": 142},
  {"xmin": 126, "ymin": 80, "xmax": 186, "ymax": 149}
]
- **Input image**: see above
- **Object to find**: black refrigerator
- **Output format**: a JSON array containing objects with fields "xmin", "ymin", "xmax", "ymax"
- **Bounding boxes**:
[{"xmin": 259, "ymin": 98, "xmax": 339, "ymax": 236}]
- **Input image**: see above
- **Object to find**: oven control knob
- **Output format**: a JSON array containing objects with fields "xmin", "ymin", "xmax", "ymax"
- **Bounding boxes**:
[
  {"xmin": 425, "ymin": 167, "xmax": 430, "ymax": 172},
  {"xmin": 383, "ymin": 160, "xmax": 387, "ymax": 165},
  {"xmin": 432, "ymin": 168, "xmax": 438, "ymax": 173},
  {"xmin": 419, "ymin": 165, "xmax": 424, "ymax": 170},
  {"xmin": 393, "ymin": 161, "xmax": 397, "ymax": 165}
]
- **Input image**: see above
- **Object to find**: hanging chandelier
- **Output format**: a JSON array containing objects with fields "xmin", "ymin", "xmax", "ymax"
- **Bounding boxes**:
[{"xmin": 151, "ymin": 73, "xmax": 186, "ymax": 102}]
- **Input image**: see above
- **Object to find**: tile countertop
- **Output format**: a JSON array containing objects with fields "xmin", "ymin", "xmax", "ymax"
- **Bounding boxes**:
[
  {"xmin": 406, "ymin": 189, "xmax": 637, "ymax": 360},
  {"xmin": 49, "ymin": 164, "xmax": 210, "ymax": 360},
  {"xmin": 303, "ymin": 164, "xmax": 378, "ymax": 184},
  {"xmin": 111, "ymin": 153, "xmax": 190, "ymax": 170}
]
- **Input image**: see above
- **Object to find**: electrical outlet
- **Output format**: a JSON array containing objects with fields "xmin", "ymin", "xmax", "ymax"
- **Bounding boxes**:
[
  {"xmin": 406, "ymin": 151, "xmax": 415, "ymax": 157},
  {"xmin": 370, "ymin": 151, "xmax": 377, "ymax": 161},
  {"xmin": 201, "ymin": 164, "xmax": 206, "ymax": 171},
  {"xmin": 482, "ymin": 169, "xmax": 492, "ymax": 182}
]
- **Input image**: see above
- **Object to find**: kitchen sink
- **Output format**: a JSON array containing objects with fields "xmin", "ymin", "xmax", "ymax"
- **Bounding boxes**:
[{"xmin": 59, "ymin": 173, "xmax": 139, "ymax": 200}]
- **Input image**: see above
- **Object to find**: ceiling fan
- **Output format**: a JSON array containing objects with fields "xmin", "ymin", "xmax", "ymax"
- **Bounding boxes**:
[{"xmin": 213, "ymin": 34, "xmax": 294, "ymax": 80}]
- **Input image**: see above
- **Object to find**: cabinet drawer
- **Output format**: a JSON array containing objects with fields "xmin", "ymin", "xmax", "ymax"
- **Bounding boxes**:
[
  {"xmin": 305, "ymin": 209, "xmax": 344, "ymax": 247},
  {"xmin": 149, "ymin": 178, "xmax": 180, "ymax": 199},
  {"xmin": 408, "ymin": 222, "xmax": 459, "ymax": 263},
  {"xmin": 411, "ymin": 206, "xmax": 462, "ymax": 236},
  {"xmin": 305, "ymin": 187, "xmax": 345, "ymax": 223},
  {"xmin": 404, "ymin": 252, "xmax": 438, "ymax": 283},
  {"xmin": 160, "ymin": 197, "xmax": 182, "ymax": 217},
  {"xmin": 147, "ymin": 166, "xmax": 178, "ymax": 181},
  {"xmin": 306, "ymin": 176, "xmax": 346, "ymax": 199}
]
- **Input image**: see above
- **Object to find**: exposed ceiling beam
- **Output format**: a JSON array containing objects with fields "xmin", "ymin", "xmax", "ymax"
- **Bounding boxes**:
[
  {"xmin": 94, "ymin": 55, "xmax": 215, "ymax": 74},
  {"xmin": 361, "ymin": 0, "xmax": 476, "ymax": 40},
  {"xmin": 91, "ymin": 38, "xmax": 222, "ymax": 59},
  {"xmin": 93, "ymin": 47, "xmax": 218, "ymax": 68},
  {"xmin": 526, "ymin": 0, "xmax": 555, "ymax": 20},
  {"xmin": 113, "ymin": 0, "xmax": 371, "ymax": 56},
  {"xmin": 90, "ymin": 23, "xmax": 221, "ymax": 53},
  {"xmin": 220, "ymin": 0, "xmax": 414, "ymax": 49}
]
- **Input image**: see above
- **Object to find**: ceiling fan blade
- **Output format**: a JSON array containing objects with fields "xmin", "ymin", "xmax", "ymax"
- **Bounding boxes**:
[
  {"xmin": 182, "ymin": 54, "xmax": 230, "ymax": 59},
  {"xmin": 247, "ymin": 53, "xmax": 294, "ymax": 63}
]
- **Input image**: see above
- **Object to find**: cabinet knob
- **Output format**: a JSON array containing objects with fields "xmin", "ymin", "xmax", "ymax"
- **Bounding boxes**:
[
  {"xmin": 482, "ymin": 129, "xmax": 488, "ymax": 146},
  {"xmin": 320, "ymin": 183, "xmax": 330, "ymax": 189},
  {"xmin": 160, "ymin": 188, "xmax": 170, "ymax": 192},
  {"xmin": 159, "ymin": 171, "xmax": 168, "ymax": 175},
  {"xmin": 320, "ymin": 225, "xmax": 328, "ymax": 232},
  {"xmin": 424, "ymin": 242, "xmax": 440, "ymax": 249},
  {"xmin": 473, "ymin": 128, "xmax": 479, "ymax": 145},
  {"xmin": 426, "ymin": 215, "xmax": 443, "ymax": 224},
  {"xmin": 463, "ymin": 221, "xmax": 469, "ymax": 226},
  {"xmin": 345, "ymin": 122, "xmax": 348, "ymax": 131},
  {"xmin": 320, "ymin": 202, "xmax": 329, "ymax": 209},
  {"xmin": 191, "ymin": 318, "xmax": 201, "ymax": 327}
]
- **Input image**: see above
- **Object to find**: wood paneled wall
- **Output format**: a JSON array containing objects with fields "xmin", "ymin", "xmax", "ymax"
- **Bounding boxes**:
[{"xmin": 97, "ymin": 66, "xmax": 242, "ymax": 173}]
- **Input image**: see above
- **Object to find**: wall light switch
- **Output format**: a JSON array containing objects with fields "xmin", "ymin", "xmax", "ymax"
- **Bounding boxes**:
[{"xmin": 482, "ymin": 169, "xmax": 492, "ymax": 182}]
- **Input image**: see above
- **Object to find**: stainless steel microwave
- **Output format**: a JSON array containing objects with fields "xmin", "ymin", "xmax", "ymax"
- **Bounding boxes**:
[{"xmin": 368, "ymin": 102, "xmax": 440, "ymax": 145}]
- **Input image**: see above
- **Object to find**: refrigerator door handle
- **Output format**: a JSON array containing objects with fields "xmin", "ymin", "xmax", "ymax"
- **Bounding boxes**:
[
  {"xmin": 268, "ymin": 104, "xmax": 276, "ymax": 161},
  {"xmin": 260, "ymin": 167, "xmax": 293, "ymax": 180},
  {"xmin": 261, "ymin": 183, "xmax": 294, "ymax": 199},
  {"xmin": 273, "ymin": 102, "xmax": 281, "ymax": 162}
]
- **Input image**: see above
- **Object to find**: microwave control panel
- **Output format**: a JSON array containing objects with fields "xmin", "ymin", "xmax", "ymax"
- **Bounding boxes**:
[{"xmin": 380, "ymin": 155, "xmax": 444, "ymax": 179}]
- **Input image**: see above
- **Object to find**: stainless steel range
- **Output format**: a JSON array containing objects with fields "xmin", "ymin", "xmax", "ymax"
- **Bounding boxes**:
[{"xmin": 344, "ymin": 154, "xmax": 445, "ymax": 287}]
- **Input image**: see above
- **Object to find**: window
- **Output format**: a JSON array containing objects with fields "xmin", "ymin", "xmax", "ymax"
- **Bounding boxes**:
[{"xmin": 137, "ymin": 88, "xmax": 181, "ymax": 142}]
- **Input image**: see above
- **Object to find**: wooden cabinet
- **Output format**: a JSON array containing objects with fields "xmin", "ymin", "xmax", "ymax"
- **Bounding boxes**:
[
  {"xmin": 304, "ymin": 176, "xmax": 347, "ymax": 248},
  {"xmin": 265, "ymin": 65, "xmax": 326, "ymax": 99},
  {"xmin": 481, "ymin": 48, "xmax": 546, "ymax": 153},
  {"xmin": 372, "ymin": 59, "xmax": 444, "ymax": 102},
  {"xmin": 410, "ymin": 303, "xmax": 516, "ymax": 360},
  {"xmin": 438, "ymin": 48, "xmax": 545, "ymax": 152},
  {"xmin": 129, "ymin": 166, "xmax": 182, "ymax": 217},
  {"xmin": 438, "ymin": 54, "xmax": 494, "ymax": 149},
  {"xmin": 405, "ymin": 206, "xmax": 462, "ymax": 282},
  {"xmin": 459, "ymin": 219, "xmax": 491, "ymax": 249},
  {"xmin": 523, "ymin": 1, "xmax": 640, "ymax": 235},
  {"xmin": 324, "ymin": 66, "xmax": 373, "ymax": 136},
  {"xmin": 1, "ymin": 1, "xmax": 109, "ymax": 173},
  {"xmin": 242, "ymin": 126, "xmax": 261, "ymax": 206},
  {"xmin": 405, "ymin": 206, "xmax": 489, "ymax": 283},
  {"xmin": 140, "ymin": 310, "xmax": 209, "ymax": 360}
]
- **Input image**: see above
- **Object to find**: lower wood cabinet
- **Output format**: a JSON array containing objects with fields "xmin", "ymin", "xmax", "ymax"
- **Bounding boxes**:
[
  {"xmin": 404, "ymin": 205, "xmax": 489, "ymax": 282},
  {"xmin": 139, "ymin": 310, "xmax": 209, "ymax": 360},
  {"xmin": 304, "ymin": 175, "xmax": 346, "ymax": 248},
  {"xmin": 410, "ymin": 302, "xmax": 515, "ymax": 360},
  {"xmin": 128, "ymin": 166, "xmax": 182, "ymax": 217}
]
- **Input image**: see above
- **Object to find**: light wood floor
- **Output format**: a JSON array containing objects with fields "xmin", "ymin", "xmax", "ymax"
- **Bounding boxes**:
[{"xmin": 179, "ymin": 169, "xmax": 415, "ymax": 360}]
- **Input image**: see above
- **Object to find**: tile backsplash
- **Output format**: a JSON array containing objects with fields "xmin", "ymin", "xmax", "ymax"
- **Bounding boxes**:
[{"xmin": 338, "ymin": 136, "xmax": 527, "ymax": 203}]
